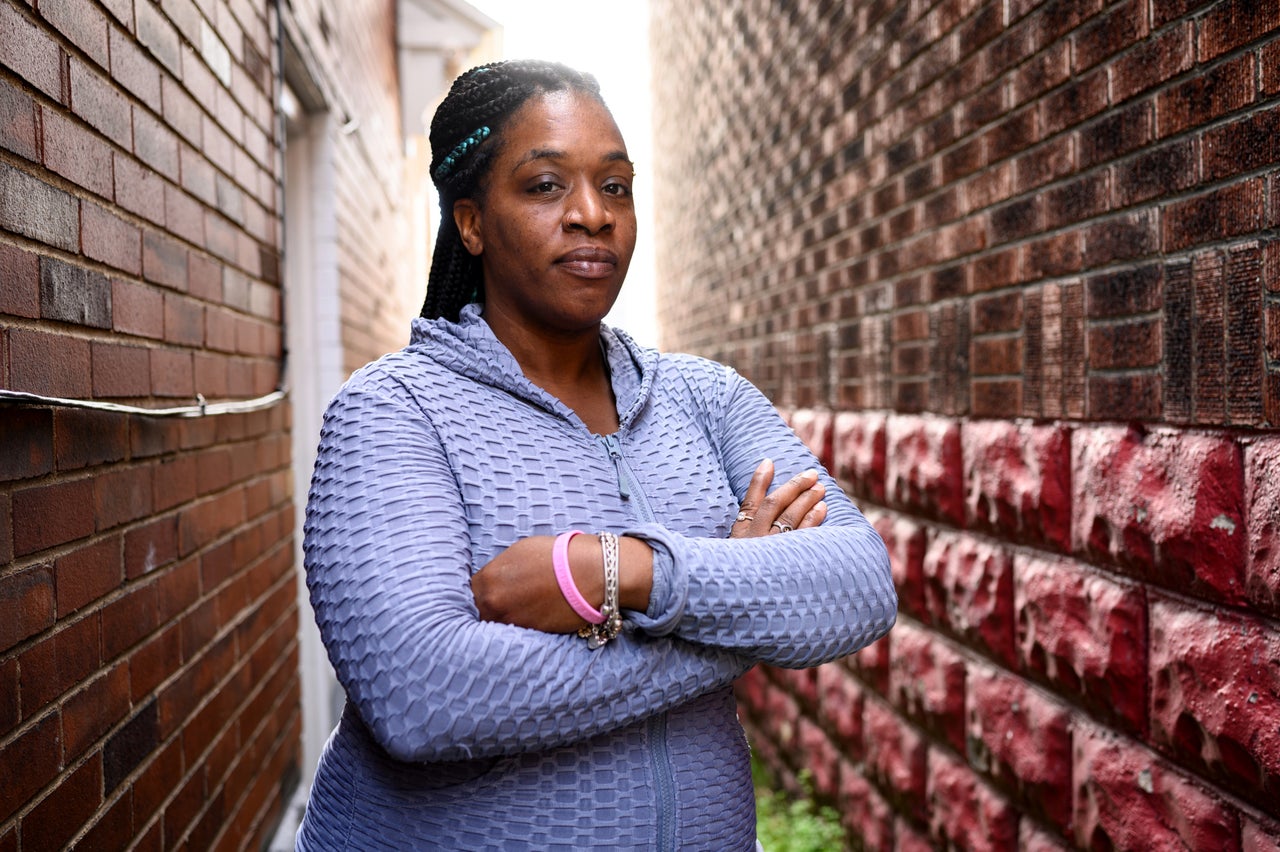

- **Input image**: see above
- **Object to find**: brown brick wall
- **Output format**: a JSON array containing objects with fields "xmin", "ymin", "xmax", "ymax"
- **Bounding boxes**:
[
  {"xmin": 652, "ymin": 0, "xmax": 1280, "ymax": 847},
  {"xmin": 0, "ymin": 0, "xmax": 405, "ymax": 847}
]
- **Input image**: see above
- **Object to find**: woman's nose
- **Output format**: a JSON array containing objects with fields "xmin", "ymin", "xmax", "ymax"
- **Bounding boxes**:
[{"xmin": 563, "ymin": 186, "xmax": 613, "ymax": 234}]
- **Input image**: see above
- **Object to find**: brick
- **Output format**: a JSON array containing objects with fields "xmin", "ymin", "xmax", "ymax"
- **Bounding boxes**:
[
  {"xmin": 1087, "ymin": 372, "xmax": 1162, "ymax": 421},
  {"xmin": 0, "ymin": 408, "xmax": 53, "ymax": 482},
  {"xmin": 1112, "ymin": 138, "xmax": 1198, "ymax": 208},
  {"xmin": 966, "ymin": 662, "xmax": 1073, "ymax": 830},
  {"xmin": 962, "ymin": 420, "xmax": 1071, "ymax": 551},
  {"xmin": 83, "ymin": 200, "xmax": 142, "ymax": 275},
  {"xmin": 887, "ymin": 621, "xmax": 965, "ymax": 750},
  {"xmin": 1243, "ymin": 818, "xmax": 1280, "ymax": 852},
  {"xmin": 885, "ymin": 414, "xmax": 964, "ymax": 525},
  {"xmin": 1039, "ymin": 68, "xmax": 1108, "ymax": 136},
  {"xmin": 92, "ymin": 340, "xmax": 152, "ymax": 398},
  {"xmin": 1112, "ymin": 22, "xmax": 1194, "ymax": 105},
  {"xmin": 102, "ymin": 578, "xmax": 159, "ymax": 662},
  {"xmin": 164, "ymin": 181, "xmax": 204, "ymax": 245},
  {"xmin": 104, "ymin": 699, "xmax": 159, "ymax": 794},
  {"xmin": 864, "ymin": 697, "xmax": 928, "ymax": 819},
  {"xmin": 0, "ymin": 162, "xmax": 80, "ymax": 253},
  {"xmin": 1088, "ymin": 317, "xmax": 1161, "ymax": 369},
  {"xmin": 127, "ymin": 622, "xmax": 180, "ymax": 703},
  {"xmin": 870, "ymin": 511, "xmax": 926, "ymax": 619},
  {"xmin": 12, "ymin": 476, "xmax": 94, "ymax": 555},
  {"xmin": 1246, "ymin": 437, "xmax": 1280, "ymax": 613},
  {"xmin": 68, "ymin": 57, "xmax": 131, "ymax": 149},
  {"xmin": 163, "ymin": 292, "xmax": 204, "ymax": 346},
  {"xmin": 132, "ymin": 107, "xmax": 180, "ymax": 182},
  {"xmin": 971, "ymin": 292, "xmax": 1023, "ymax": 335},
  {"xmin": 971, "ymin": 335, "xmax": 1022, "ymax": 375},
  {"xmin": 832, "ymin": 410, "xmax": 886, "ymax": 502},
  {"xmin": 94, "ymin": 463, "xmax": 154, "ymax": 530},
  {"xmin": 109, "ymin": 24, "xmax": 161, "ymax": 108},
  {"xmin": 1204, "ymin": 108, "xmax": 1280, "ymax": 184},
  {"xmin": 76, "ymin": 789, "xmax": 134, "ymax": 852},
  {"xmin": 1049, "ymin": 171, "xmax": 1111, "ymax": 230},
  {"xmin": 1072, "ymin": 0, "xmax": 1148, "ymax": 72},
  {"xmin": 54, "ymin": 535, "xmax": 120, "ymax": 615},
  {"xmin": 922, "ymin": 531, "xmax": 1015, "ymax": 665},
  {"xmin": 0, "ymin": 712, "xmax": 61, "ymax": 824},
  {"xmin": 38, "ymin": 0, "xmax": 111, "ymax": 68},
  {"xmin": 1159, "ymin": 51, "xmax": 1256, "ymax": 138},
  {"xmin": 0, "ymin": 0, "xmax": 64, "ymax": 101},
  {"xmin": 1073, "ymin": 425, "xmax": 1245, "ymax": 599},
  {"xmin": 1200, "ymin": 0, "xmax": 1280, "ymax": 61},
  {"xmin": 837, "ymin": 766, "xmax": 896, "ymax": 851},
  {"xmin": 53, "ymin": 407, "xmax": 129, "ymax": 471},
  {"xmin": 971, "ymin": 378, "xmax": 1023, "ymax": 417},
  {"xmin": 146, "ymin": 232, "xmax": 192, "ymax": 296},
  {"xmin": 1086, "ymin": 263, "xmax": 1162, "ymax": 318},
  {"xmin": 19, "ymin": 609, "xmax": 100, "ymax": 713},
  {"xmin": 61, "ymin": 662, "xmax": 129, "ymax": 761},
  {"xmin": 1150, "ymin": 597, "xmax": 1280, "ymax": 808},
  {"xmin": 111, "ymin": 278, "xmax": 165, "ymax": 339},
  {"xmin": 1192, "ymin": 249, "xmax": 1228, "ymax": 421},
  {"xmin": 149, "ymin": 347, "xmax": 194, "ymax": 397},
  {"xmin": 39, "ymin": 255, "xmax": 112, "ymax": 329},
  {"xmin": 1078, "ymin": 100, "xmax": 1152, "ymax": 169},
  {"xmin": 1073, "ymin": 723, "xmax": 1239, "ymax": 851},
  {"xmin": 1164, "ymin": 178, "xmax": 1267, "ymax": 254},
  {"xmin": 0, "ymin": 564, "xmax": 54, "ymax": 654},
  {"xmin": 135, "ymin": 0, "xmax": 181, "ymax": 74},
  {"xmin": 926, "ymin": 747, "xmax": 1018, "ymax": 851},
  {"xmin": 0, "ymin": 83, "xmax": 39, "ymax": 163},
  {"xmin": 814, "ymin": 661, "xmax": 864, "ymax": 756},
  {"xmin": 0, "ymin": 656, "xmax": 16, "ymax": 736},
  {"xmin": 113, "ymin": 153, "xmax": 166, "ymax": 225},
  {"xmin": 1082, "ymin": 209, "xmax": 1159, "ymax": 268}
]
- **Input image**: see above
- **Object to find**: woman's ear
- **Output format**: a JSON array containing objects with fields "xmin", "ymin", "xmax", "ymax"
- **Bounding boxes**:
[{"xmin": 453, "ymin": 199, "xmax": 483, "ymax": 257}]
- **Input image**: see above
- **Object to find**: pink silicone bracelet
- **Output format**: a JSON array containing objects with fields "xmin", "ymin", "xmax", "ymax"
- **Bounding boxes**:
[{"xmin": 553, "ymin": 530, "xmax": 604, "ymax": 624}]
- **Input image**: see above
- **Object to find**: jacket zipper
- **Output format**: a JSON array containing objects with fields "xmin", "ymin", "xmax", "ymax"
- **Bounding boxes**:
[{"xmin": 598, "ymin": 433, "xmax": 673, "ymax": 851}]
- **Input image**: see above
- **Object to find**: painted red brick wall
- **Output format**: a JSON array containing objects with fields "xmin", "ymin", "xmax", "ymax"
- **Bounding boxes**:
[
  {"xmin": 0, "ymin": 1, "xmax": 298, "ymax": 848},
  {"xmin": 652, "ymin": 0, "xmax": 1279, "ymax": 848}
]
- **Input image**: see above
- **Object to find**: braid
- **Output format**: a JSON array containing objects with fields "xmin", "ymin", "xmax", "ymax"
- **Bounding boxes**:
[{"xmin": 421, "ymin": 60, "xmax": 605, "ymax": 322}]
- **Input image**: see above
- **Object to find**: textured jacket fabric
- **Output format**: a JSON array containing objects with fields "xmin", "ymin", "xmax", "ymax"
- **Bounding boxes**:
[{"xmin": 296, "ymin": 304, "xmax": 897, "ymax": 850}]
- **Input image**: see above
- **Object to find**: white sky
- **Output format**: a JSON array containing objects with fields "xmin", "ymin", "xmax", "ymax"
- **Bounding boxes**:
[{"xmin": 466, "ymin": 0, "xmax": 659, "ymax": 345}]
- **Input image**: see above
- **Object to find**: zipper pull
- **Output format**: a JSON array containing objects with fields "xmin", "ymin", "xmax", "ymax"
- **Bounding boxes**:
[{"xmin": 603, "ymin": 435, "xmax": 631, "ymax": 500}]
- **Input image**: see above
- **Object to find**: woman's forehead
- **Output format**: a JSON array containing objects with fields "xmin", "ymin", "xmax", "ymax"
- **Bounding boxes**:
[{"xmin": 501, "ymin": 90, "xmax": 628, "ymax": 162}]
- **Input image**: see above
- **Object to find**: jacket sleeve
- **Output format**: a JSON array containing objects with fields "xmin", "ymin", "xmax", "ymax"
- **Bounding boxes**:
[
  {"xmin": 303, "ymin": 379, "xmax": 751, "ymax": 764},
  {"xmin": 625, "ymin": 366, "xmax": 897, "ymax": 668}
]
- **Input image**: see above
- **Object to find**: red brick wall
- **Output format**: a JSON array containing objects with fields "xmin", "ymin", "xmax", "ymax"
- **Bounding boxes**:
[
  {"xmin": 652, "ymin": 0, "xmax": 1280, "ymax": 847},
  {"xmin": 0, "ymin": 0, "xmax": 298, "ymax": 848}
]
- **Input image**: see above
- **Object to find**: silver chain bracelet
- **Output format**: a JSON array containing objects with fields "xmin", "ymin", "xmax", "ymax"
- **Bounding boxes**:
[{"xmin": 578, "ymin": 532, "xmax": 623, "ymax": 649}]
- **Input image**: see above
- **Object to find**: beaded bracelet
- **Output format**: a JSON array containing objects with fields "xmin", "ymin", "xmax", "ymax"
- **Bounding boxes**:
[
  {"xmin": 578, "ymin": 532, "xmax": 623, "ymax": 650},
  {"xmin": 552, "ymin": 530, "xmax": 604, "ymax": 625}
]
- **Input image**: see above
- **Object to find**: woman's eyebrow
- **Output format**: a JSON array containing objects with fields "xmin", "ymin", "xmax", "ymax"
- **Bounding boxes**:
[{"xmin": 512, "ymin": 149, "xmax": 635, "ymax": 173}]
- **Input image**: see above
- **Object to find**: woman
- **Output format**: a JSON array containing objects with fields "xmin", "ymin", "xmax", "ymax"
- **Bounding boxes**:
[{"xmin": 298, "ymin": 60, "xmax": 896, "ymax": 850}]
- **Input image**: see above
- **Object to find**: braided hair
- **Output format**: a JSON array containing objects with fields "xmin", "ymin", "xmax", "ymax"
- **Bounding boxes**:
[{"xmin": 422, "ymin": 60, "xmax": 606, "ymax": 322}]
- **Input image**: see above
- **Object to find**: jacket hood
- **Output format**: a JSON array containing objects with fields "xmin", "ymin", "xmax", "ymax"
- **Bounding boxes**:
[{"xmin": 408, "ymin": 303, "xmax": 659, "ymax": 430}]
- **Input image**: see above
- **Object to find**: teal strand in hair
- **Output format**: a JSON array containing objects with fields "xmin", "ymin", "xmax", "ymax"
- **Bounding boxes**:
[{"xmin": 434, "ymin": 126, "xmax": 491, "ymax": 180}]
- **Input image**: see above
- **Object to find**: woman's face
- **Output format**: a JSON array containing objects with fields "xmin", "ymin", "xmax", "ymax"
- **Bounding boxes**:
[{"xmin": 453, "ymin": 89, "xmax": 637, "ymax": 335}]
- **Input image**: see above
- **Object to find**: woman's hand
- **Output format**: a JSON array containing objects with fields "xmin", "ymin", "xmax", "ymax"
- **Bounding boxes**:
[
  {"xmin": 729, "ymin": 458, "xmax": 827, "ymax": 539},
  {"xmin": 472, "ymin": 534, "xmax": 654, "ymax": 631}
]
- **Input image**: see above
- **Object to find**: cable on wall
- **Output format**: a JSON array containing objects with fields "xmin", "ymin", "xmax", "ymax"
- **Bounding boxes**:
[{"xmin": 0, "ymin": 388, "xmax": 288, "ymax": 418}]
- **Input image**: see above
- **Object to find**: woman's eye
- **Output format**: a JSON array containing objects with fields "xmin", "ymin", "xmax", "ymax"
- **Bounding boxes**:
[{"xmin": 530, "ymin": 181, "xmax": 559, "ymax": 194}]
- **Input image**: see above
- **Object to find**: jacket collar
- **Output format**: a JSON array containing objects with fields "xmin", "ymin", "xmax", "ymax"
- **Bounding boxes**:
[{"xmin": 408, "ymin": 303, "xmax": 658, "ymax": 432}]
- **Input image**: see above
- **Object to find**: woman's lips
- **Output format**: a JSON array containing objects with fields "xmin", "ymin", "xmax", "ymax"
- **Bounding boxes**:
[{"xmin": 556, "ymin": 247, "xmax": 618, "ymax": 279}]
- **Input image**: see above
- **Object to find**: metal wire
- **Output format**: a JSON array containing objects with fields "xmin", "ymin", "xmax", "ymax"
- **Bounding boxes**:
[{"xmin": 0, "ymin": 388, "xmax": 287, "ymax": 418}]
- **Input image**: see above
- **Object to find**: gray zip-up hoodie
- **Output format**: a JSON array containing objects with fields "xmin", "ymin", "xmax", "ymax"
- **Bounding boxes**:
[{"xmin": 297, "ymin": 304, "xmax": 896, "ymax": 850}]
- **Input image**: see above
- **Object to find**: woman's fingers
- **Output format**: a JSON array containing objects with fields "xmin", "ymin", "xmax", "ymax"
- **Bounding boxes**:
[
  {"xmin": 729, "ymin": 459, "xmax": 774, "ymax": 538},
  {"xmin": 732, "ymin": 464, "xmax": 829, "ymax": 538},
  {"xmin": 765, "ymin": 477, "xmax": 825, "ymax": 534},
  {"xmin": 797, "ymin": 499, "xmax": 828, "ymax": 529}
]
